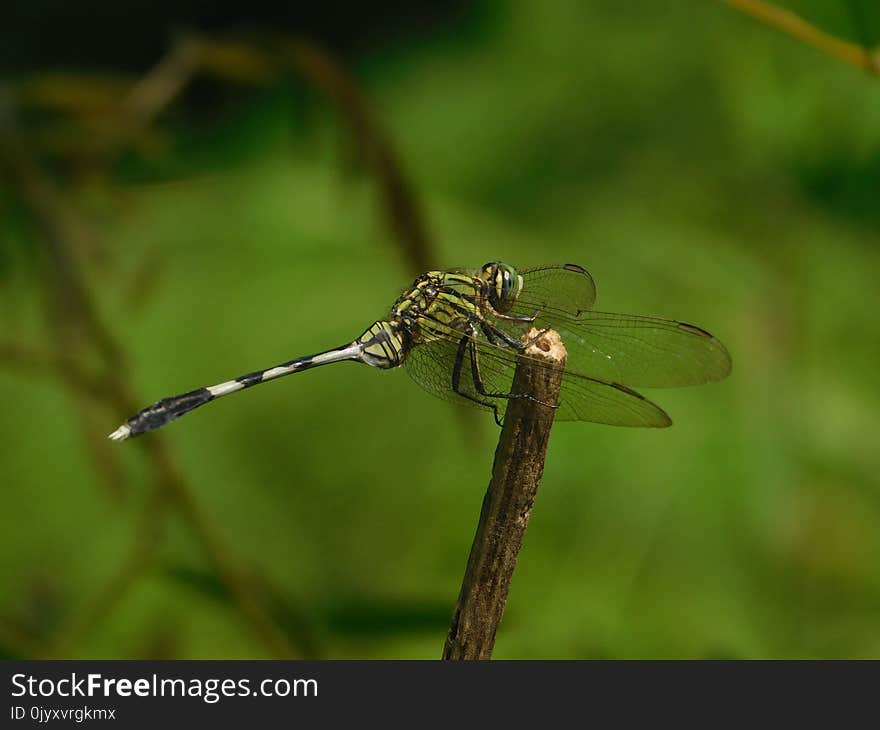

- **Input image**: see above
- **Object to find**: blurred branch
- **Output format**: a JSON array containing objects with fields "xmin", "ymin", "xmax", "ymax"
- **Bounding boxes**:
[
  {"xmin": 16, "ymin": 31, "xmax": 436, "ymax": 275},
  {"xmin": 3, "ymin": 29, "xmax": 437, "ymax": 656},
  {"xmin": 18, "ymin": 73, "xmax": 130, "ymax": 115},
  {"xmin": 0, "ymin": 338, "xmax": 127, "ymax": 499},
  {"xmin": 0, "ymin": 617, "xmax": 48, "ymax": 659},
  {"xmin": 122, "ymin": 35, "xmax": 276, "ymax": 131},
  {"xmin": 443, "ymin": 331, "xmax": 566, "ymax": 660},
  {"xmin": 123, "ymin": 249, "xmax": 165, "ymax": 316},
  {"xmin": 48, "ymin": 488, "xmax": 168, "ymax": 655},
  {"xmin": 123, "ymin": 38, "xmax": 203, "ymax": 130},
  {"xmin": 126, "ymin": 33, "xmax": 436, "ymax": 273},
  {"xmin": 1, "ymin": 103, "xmax": 305, "ymax": 659},
  {"xmin": 277, "ymin": 37, "xmax": 435, "ymax": 273},
  {"xmin": 165, "ymin": 564, "xmax": 324, "ymax": 659},
  {"xmin": 723, "ymin": 0, "xmax": 880, "ymax": 75},
  {"xmin": 0, "ymin": 340, "xmax": 102, "ymax": 396},
  {"xmin": 845, "ymin": 0, "xmax": 880, "ymax": 58}
]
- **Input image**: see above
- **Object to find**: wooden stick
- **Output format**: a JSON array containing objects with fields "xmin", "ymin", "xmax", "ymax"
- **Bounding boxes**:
[{"xmin": 443, "ymin": 329, "xmax": 566, "ymax": 660}]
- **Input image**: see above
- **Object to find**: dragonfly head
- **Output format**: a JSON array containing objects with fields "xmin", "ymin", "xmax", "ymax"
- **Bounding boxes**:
[{"xmin": 480, "ymin": 262, "xmax": 523, "ymax": 314}]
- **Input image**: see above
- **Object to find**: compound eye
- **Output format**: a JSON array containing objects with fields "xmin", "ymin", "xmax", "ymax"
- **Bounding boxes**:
[{"xmin": 490, "ymin": 263, "xmax": 521, "ymax": 312}]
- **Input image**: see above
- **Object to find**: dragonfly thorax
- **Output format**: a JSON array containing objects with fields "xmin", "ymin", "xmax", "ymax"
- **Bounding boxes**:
[{"xmin": 389, "ymin": 272, "xmax": 445, "ymax": 321}]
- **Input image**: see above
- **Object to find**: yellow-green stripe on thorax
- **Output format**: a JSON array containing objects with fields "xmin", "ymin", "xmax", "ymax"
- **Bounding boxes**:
[
  {"xmin": 357, "ymin": 269, "xmax": 502, "ymax": 368},
  {"xmin": 391, "ymin": 271, "xmax": 485, "ymax": 342}
]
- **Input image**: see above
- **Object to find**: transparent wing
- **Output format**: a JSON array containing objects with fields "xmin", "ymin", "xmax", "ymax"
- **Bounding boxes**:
[
  {"xmin": 505, "ymin": 265, "xmax": 730, "ymax": 388},
  {"xmin": 404, "ymin": 336, "xmax": 495, "ymax": 414},
  {"xmin": 405, "ymin": 321, "xmax": 671, "ymax": 427},
  {"xmin": 514, "ymin": 264, "xmax": 597, "ymax": 317},
  {"xmin": 471, "ymin": 339, "xmax": 671, "ymax": 426},
  {"xmin": 500, "ymin": 309, "xmax": 731, "ymax": 388}
]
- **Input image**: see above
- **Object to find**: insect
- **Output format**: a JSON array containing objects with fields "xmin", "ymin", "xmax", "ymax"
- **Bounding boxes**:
[{"xmin": 108, "ymin": 262, "xmax": 731, "ymax": 441}]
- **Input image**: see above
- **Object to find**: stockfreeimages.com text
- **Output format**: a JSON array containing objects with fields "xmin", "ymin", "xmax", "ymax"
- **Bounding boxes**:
[{"xmin": 11, "ymin": 673, "xmax": 317, "ymax": 704}]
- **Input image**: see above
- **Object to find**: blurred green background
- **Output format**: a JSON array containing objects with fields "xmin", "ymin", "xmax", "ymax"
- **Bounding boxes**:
[{"xmin": 2, "ymin": 0, "xmax": 879, "ymax": 659}]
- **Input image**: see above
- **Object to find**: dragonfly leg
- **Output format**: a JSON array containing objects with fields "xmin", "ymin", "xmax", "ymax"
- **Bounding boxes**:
[
  {"xmin": 428, "ymin": 287, "xmax": 532, "ymax": 352},
  {"xmin": 480, "ymin": 321, "xmax": 528, "ymax": 352},
  {"xmin": 450, "ymin": 333, "xmax": 503, "ymax": 423},
  {"xmin": 466, "ymin": 330, "xmax": 558, "ymax": 413},
  {"xmin": 431, "ymin": 293, "xmax": 527, "ymax": 353},
  {"xmin": 479, "ymin": 321, "xmax": 502, "ymax": 347},
  {"xmin": 492, "ymin": 309, "xmax": 540, "ymax": 323}
]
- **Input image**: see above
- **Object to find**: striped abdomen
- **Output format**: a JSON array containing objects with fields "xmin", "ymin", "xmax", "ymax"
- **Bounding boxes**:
[{"xmin": 109, "ymin": 320, "xmax": 406, "ymax": 441}]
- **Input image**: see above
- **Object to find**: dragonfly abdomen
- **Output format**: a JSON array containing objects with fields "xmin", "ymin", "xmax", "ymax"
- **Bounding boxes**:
[{"xmin": 109, "ymin": 341, "xmax": 366, "ymax": 441}]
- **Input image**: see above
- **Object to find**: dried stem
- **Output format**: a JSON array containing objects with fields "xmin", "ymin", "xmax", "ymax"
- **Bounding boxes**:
[
  {"xmin": 123, "ymin": 38, "xmax": 204, "ymax": 130},
  {"xmin": 19, "ymin": 33, "xmax": 436, "ymax": 275},
  {"xmin": 723, "ymin": 0, "xmax": 880, "ymax": 76},
  {"xmin": 443, "ymin": 330, "xmax": 566, "ymax": 660},
  {"xmin": 3, "ymin": 33, "xmax": 434, "ymax": 657},
  {"xmin": 0, "ymin": 341, "xmax": 102, "ymax": 397},
  {"xmin": 1, "ymin": 108, "xmax": 300, "ymax": 658},
  {"xmin": 48, "ymin": 488, "xmax": 168, "ymax": 655},
  {"xmin": 278, "ymin": 38, "xmax": 435, "ymax": 273}
]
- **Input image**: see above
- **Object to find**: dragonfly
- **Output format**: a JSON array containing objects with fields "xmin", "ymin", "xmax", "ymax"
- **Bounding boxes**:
[{"xmin": 108, "ymin": 262, "xmax": 731, "ymax": 441}]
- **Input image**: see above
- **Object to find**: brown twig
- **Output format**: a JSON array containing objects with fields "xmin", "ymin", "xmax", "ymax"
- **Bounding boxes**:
[
  {"xmin": 1, "ymin": 106, "xmax": 300, "ymax": 658},
  {"xmin": 723, "ymin": 0, "xmax": 880, "ymax": 76},
  {"xmin": 121, "ymin": 34, "xmax": 278, "ymax": 134},
  {"xmin": 845, "ymin": 0, "xmax": 879, "ymax": 59},
  {"xmin": 443, "ymin": 330, "xmax": 566, "ymax": 660},
  {"xmin": 0, "ymin": 341, "xmax": 101, "ymax": 396},
  {"xmin": 278, "ymin": 38, "xmax": 435, "ymax": 273},
  {"xmin": 0, "ymin": 337, "xmax": 299, "ymax": 655},
  {"xmin": 0, "ymin": 616, "xmax": 48, "ymax": 659},
  {"xmin": 47, "ymin": 488, "xmax": 168, "ymax": 655},
  {"xmin": 3, "ymin": 34, "xmax": 434, "ymax": 657},
  {"xmin": 18, "ymin": 33, "xmax": 437, "ymax": 275}
]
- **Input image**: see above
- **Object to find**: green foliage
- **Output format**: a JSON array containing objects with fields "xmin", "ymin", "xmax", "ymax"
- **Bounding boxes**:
[{"xmin": 1, "ymin": 0, "xmax": 879, "ymax": 658}]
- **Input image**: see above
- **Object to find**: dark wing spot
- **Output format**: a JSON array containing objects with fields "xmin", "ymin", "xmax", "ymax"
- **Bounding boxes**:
[
  {"xmin": 677, "ymin": 321, "xmax": 715, "ymax": 338},
  {"xmin": 610, "ymin": 381, "xmax": 673, "ymax": 427}
]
